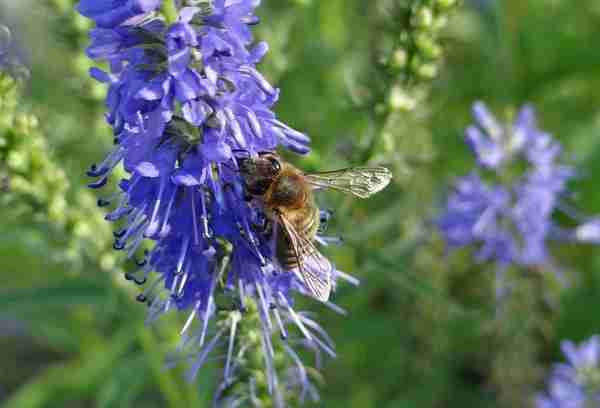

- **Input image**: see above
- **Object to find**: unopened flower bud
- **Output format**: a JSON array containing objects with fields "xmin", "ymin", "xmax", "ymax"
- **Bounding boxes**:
[{"xmin": 389, "ymin": 86, "xmax": 417, "ymax": 111}]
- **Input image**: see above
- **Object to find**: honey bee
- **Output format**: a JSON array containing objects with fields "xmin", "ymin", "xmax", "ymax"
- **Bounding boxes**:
[{"xmin": 238, "ymin": 151, "xmax": 392, "ymax": 302}]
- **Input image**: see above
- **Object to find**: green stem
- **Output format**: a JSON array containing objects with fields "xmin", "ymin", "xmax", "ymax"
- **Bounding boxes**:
[
  {"xmin": 161, "ymin": 0, "xmax": 179, "ymax": 24},
  {"xmin": 137, "ymin": 327, "xmax": 188, "ymax": 408}
]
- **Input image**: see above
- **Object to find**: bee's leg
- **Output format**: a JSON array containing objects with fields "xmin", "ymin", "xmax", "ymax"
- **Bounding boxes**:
[
  {"xmin": 318, "ymin": 208, "xmax": 333, "ymax": 234},
  {"xmin": 250, "ymin": 214, "xmax": 273, "ymax": 238},
  {"xmin": 263, "ymin": 218, "xmax": 273, "ymax": 237},
  {"xmin": 260, "ymin": 218, "xmax": 274, "ymax": 237},
  {"xmin": 316, "ymin": 209, "xmax": 344, "ymax": 246}
]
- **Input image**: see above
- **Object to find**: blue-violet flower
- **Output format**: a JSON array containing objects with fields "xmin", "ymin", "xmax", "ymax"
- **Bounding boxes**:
[
  {"xmin": 79, "ymin": 0, "xmax": 356, "ymax": 404},
  {"xmin": 438, "ymin": 102, "xmax": 600, "ymax": 271}
]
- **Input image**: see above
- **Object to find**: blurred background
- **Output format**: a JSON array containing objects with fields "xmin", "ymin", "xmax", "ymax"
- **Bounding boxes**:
[{"xmin": 2, "ymin": 0, "xmax": 600, "ymax": 407}]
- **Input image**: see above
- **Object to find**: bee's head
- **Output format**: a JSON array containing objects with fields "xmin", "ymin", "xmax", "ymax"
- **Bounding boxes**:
[{"xmin": 237, "ymin": 151, "xmax": 282, "ymax": 196}]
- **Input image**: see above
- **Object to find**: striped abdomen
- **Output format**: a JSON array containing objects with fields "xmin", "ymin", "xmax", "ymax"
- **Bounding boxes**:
[{"xmin": 276, "ymin": 203, "xmax": 320, "ymax": 270}]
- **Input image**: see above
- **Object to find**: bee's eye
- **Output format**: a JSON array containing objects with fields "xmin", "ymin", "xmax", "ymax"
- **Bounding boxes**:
[{"xmin": 267, "ymin": 157, "xmax": 281, "ymax": 174}]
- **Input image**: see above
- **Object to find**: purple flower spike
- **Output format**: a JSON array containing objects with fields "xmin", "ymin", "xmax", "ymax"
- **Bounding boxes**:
[
  {"xmin": 79, "ymin": 0, "xmax": 349, "ymax": 403},
  {"xmin": 438, "ymin": 102, "xmax": 600, "ymax": 291}
]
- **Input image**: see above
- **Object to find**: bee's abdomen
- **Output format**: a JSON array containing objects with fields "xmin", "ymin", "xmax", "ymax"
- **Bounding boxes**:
[{"xmin": 276, "ymin": 205, "xmax": 320, "ymax": 270}]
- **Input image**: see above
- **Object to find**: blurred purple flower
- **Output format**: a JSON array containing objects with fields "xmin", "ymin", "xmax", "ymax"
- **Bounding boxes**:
[
  {"xmin": 575, "ymin": 219, "xmax": 600, "ymax": 244},
  {"xmin": 0, "ymin": 25, "xmax": 10, "ymax": 57},
  {"xmin": 438, "ymin": 102, "xmax": 597, "ymax": 272},
  {"xmin": 536, "ymin": 336, "xmax": 600, "ymax": 407},
  {"xmin": 80, "ymin": 0, "xmax": 349, "ymax": 403},
  {"xmin": 0, "ymin": 24, "xmax": 29, "ymax": 80}
]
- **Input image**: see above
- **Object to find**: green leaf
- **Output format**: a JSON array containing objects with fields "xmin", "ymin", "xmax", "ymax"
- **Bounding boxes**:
[
  {"xmin": 0, "ymin": 281, "xmax": 109, "ymax": 311},
  {"xmin": 2, "ymin": 329, "xmax": 137, "ymax": 408},
  {"xmin": 96, "ymin": 355, "xmax": 148, "ymax": 408}
]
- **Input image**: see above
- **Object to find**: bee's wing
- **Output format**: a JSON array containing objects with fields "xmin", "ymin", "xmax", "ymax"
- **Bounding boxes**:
[
  {"xmin": 303, "ymin": 167, "xmax": 392, "ymax": 199},
  {"xmin": 276, "ymin": 211, "xmax": 332, "ymax": 302}
]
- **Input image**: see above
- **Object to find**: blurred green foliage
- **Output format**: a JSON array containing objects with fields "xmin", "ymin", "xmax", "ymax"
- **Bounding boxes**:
[{"xmin": 2, "ymin": 0, "xmax": 600, "ymax": 407}]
